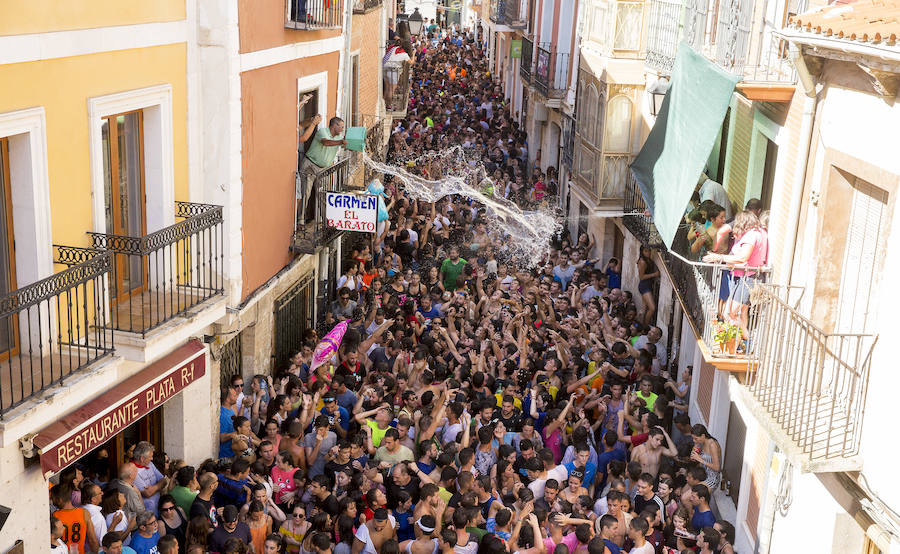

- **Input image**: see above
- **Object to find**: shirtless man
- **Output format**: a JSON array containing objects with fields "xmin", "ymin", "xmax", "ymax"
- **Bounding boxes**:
[
  {"xmin": 400, "ymin": 515, "xmax": 440, "ymax": 554},
  {"xmin": 605, "ymin": 490, "xmax": 631, "ymax": 548},
  {"xmin": 352, "ymin": 508, "xmax": 396, "ymax": 554},
  {"xmin": 630, "ymin": 427, "xmax": 677, "ymax": 477}
]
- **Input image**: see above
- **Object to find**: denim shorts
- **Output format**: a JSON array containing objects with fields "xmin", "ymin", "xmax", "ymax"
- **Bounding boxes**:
[{"xmin": 731, "ymin": 275, "xmax": 756, "ymax": 305}]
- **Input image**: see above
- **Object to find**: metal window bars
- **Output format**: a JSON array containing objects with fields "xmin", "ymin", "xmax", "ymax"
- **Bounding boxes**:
[
  {"xmin": 87, "ymin": 202, "xmax": 225, "ymax": 337},
  {"xmin": 286, "ymin": 0, "xmax": 345, "ymax": 30},
  {"xmin": 520, "ymin": 37, "xmax": 534, "ymax": 83},
  {"xmin": 0, "ymin": 247, "xmax": 115, "ymax": 417},
  {"xmin": 291, "ymin": 157, "xmax": 351, "ymax": 254},
  {"xmin": 533, "ymin": 45, "xmax": 570, "ymax": 99},
  {"xmin": 385, "ymin": 62, "xmax": 412, "ymax": 118}
]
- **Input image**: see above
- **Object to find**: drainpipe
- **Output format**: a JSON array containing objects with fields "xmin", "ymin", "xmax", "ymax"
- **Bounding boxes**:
[
  {"xmin": 340, "ymin": 0, "xmax": 354, "ymax": 121},
  {"xmin": 781, "ymin": 42, "xmax": 817, "ymax": 287}
]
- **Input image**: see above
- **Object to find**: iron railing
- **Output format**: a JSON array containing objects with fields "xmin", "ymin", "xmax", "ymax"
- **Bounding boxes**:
[
  {"xmin": 520, "ymin": 37, "xmax": 534, "ymax": 82},
  {"xmin": 504, "ymin": 0, "xmax": 528, "ymax": 28},
  {"xmin": 748, "ymin": 284, "xmax": 877, "ymax": 462},
  {"xmin": 646, "ymin": 0, "xmax": 683, "ymax": 73},
  {"xmin": 385, "ymin": 62, "xmax": 412, "ymax": 118},
  {"xmin": 533, "ymin": 45, "xmax": 570, "ymax": 98},
  {"xmin": 0, "ymin": 248, "xmax": 115, "ymax": 417},
  {"xmin": 88, "ymin": 202, "xmax": 224, "ymax": 336},
  {"xmin": 623, "ymin": 169, "xmax": 664, "ymax": 247},
  {"xmin": 679, "ymin": 0, "xmax": 802, "ymax": 83},
  {"xmin": 353, "ymin": 0, "xmax": 382, "ymax": 13},
  {"xmin": 292, "ymin": 157, "xmax": 350, "ymax": 254},
  {"xmin": 490, "ymin": 0, "xmax": 507, "ymax": 24},
  {"xmin": 286, "ymin": 0, "xmax": 344, "ymax": 30}
]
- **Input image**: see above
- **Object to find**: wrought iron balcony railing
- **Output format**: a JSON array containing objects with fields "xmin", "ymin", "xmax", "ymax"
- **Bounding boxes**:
[
  {"xmin": 385, "ymin": 62, "xmax": 412, "ymax": 118},
  {"xmin": 0, "ymin": 248, "xmax": 115, "ymax": 417},
  {"xmin": 88, "ymin": 202, "xmax": 224, "ymax": 336},
  {"xmin": 353, "ymin": 0, "xmax": 382, "ymax": 13},
  {"xmin": 748, "ymin": 284, "xmax": 877, "ymax": 464},
  {"xmin": 533, "ymin": 46, "xmax": 570, "ymax": 98},
  {"xmin": 286, "ymin": 0, "xmax": 345, "ymax": 30},
  {"xmin": 520, "ymin": 37, "xmax": 534, "ymax": 83},
  {"xmin": 646, "ymin": 0, "xmax": 683, "ymax": 73},
  {"xmin": 655, "ymin": 0, "xmax": 804, "ymax": 83},
  {"xmin": 504, "ymin": 0, "xmax": 528, "ymax": 28},
  {"xmin": 490, "ymin": 0, "xmax": 508, "ymax": 24},
  {"xmin": 292, "ymin": 157, "xmax": 351, "ymax": 254},
  {"xmin": 623, "ymin": 169, "xmax": 664, "ymax": 247},
  {"xmin": 561, "ymin": 115, "xmax": 575, "ymax": 171}
]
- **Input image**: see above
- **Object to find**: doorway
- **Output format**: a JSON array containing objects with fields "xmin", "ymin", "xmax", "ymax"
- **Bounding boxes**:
[{"xmin": 101, "ymin": 111, "xmax": 147, "ymax": 303}]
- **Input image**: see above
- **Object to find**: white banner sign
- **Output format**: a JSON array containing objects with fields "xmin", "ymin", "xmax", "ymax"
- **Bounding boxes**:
[{"xmin": 325, "ymin": 192, "xmax": 378, "ymax": 233}]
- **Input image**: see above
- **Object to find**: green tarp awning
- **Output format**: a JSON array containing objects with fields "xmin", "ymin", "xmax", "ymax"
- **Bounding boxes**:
[{"xmin": 630, "ymin": 43, "xmax": 740, "ymax": 248}]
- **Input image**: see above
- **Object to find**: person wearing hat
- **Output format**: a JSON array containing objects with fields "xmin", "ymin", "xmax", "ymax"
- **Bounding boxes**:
[
  {"xmin": 208, "ymin": 505, "xmax": 252, "ymax": 553},
  {"xmin": 352, "ymin": 507, "xmax": 396, "ymax": 554}
]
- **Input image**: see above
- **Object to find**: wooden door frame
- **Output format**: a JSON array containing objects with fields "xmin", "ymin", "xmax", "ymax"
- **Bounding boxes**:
[
  {"xmin": 103, "ymin": 110, "xmax": 148, "ymax": 305},
  {"xmin": 0, "ymin": 139, "xmax": 18, "ymax": 361}
]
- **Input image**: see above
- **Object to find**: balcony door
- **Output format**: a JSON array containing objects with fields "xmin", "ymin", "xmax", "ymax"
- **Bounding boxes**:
[
  {"xmin": 0, "ymin": 139, "xmax": 17, "ymax": 358},
  {"xmin": 102, "ymin": 111, "xmax": 147, "ymax": 303}
]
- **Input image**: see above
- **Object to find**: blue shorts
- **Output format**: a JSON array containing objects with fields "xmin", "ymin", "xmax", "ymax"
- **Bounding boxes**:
[
  {"xmin": 638, "ymin": 279, "xmax": 654, "ymax": 295},
  {"xmin": 718, "ymin": 269, "xmax": 732, "ymax": 302}
]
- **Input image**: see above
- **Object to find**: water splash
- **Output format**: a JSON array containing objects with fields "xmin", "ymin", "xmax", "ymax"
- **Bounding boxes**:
[{"xmin": 362, "ymin": 148, "xmax": 560, "ymax": 267}]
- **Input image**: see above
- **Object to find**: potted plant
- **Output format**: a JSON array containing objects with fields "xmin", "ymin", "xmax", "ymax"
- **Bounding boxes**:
[{"xmin": 713, "ymin": 322, "xmax": 740, "ymax": 355}]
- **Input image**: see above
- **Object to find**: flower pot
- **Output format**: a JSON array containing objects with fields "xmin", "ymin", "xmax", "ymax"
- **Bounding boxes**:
[{"xmin": 725, "ymin": 337, "xmax": 737, "ymax": 355}]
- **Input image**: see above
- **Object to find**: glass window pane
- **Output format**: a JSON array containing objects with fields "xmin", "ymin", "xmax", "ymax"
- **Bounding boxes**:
[
  {"xmin": 606, "ymin": 96, "xmax": 633, "ymax": 152},
  {"xmin": 614, "ymin": 2, "xmax": 643, "ymax": 50}
]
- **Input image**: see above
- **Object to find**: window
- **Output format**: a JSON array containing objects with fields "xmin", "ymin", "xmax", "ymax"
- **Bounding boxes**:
[
  {"xmin": 837, "ymin": 176, "xmax": 887, "ymax": 334},
  {"xmin": 590, "ymin": 3, "xmax": 612, "ymax": 48},
  {"xmin": 605, "ymin": 95, "xmax": 633, "ymax": 152},
  {"xmin": 577, "ymin": 143, "xmax": 595, "ymax": 186},
  {"xmin": 101, "ymin": 111, "xmax": 146, "ymax": 302},
  {"xmin": 614, "ymin": 1, "xmax": 644, "ymax": 51},
  {"xmin": 0, "ymin": 139, "xmax": 17, "ymax": 356}
]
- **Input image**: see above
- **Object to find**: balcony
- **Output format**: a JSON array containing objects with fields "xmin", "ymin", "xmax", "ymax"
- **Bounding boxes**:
[
  {"xmin": 623, "ymin": 170, "xmax": 876, "ymax": 469},
  {"xmin": 353, "ymin": 0, "xmax": 381, "ymax": 13},
  {"xmin": 0, "ymin": 248, "xmax": 115, "ymax": 418},
  {"xmin": 561, "ymin": 115, "xmax": 575, "ymax": 170},
  {"xmin": 285, "ymin": 0, "xmax": 344, "ymax": 30},
  {"xmin": 533, "ymin": 45, "xmax": 570, "ymax": 100},
  {"xmin": 87, "ymin": 202, "xmax": 225, "ymax": 337},
  {"xmin": 385, "ymin": 62, "xmax": 412, "ymax": 119},
  {"xmin": 646, "ymin": 0, "xmax": 683, "ymax": 74},
  {"xmin": 504, "ymin": 0, "xmax": 528, "ymax": 29},
  {"xmin": 291, "ymin": 157, "xmax": 351, "ymax": 254},
  {"xmin": 490, "ymin": 0, "xmax": 508, "ymax": 24},
  {"xmin": 520, "ymin": 37, "xmax": 534, "ymax": 83},
  {"xmin": 647, "ymin": 0, "xmax": 802, "ymax": 99}
]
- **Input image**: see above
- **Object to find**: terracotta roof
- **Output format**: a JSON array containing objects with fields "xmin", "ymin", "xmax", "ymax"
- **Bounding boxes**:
[{"xmin": 789, "ymin": 0, "xmax": 900, "ymax": 45}]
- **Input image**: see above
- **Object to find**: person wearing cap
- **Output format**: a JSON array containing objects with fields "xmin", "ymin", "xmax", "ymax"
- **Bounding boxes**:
[
  {"xmin": 399, "ymin": 514, "xmax": 439, "ymax": 554},
  {"xmin": 303, "ymin": 414, "xmax": 338, "ymax": 478},
  {"xmin": 321, "ymin": 393, "xmax": 350, "ymax": 439},
  {"xmin": 209, "ymin": 505, "xmax": 252, "ymax": 553},
  {"xmin": 352, "ymin": 507, "xmax": 396, "ymax": 554}
]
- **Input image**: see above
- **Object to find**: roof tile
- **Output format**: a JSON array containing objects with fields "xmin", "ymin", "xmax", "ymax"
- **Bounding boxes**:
[{"xmin": 789, "ymin": 0, "xmax": 900, "ymax": 46}]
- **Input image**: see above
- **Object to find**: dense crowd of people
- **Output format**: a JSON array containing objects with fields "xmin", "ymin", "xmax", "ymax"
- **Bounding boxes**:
[{"xmin": 47, "ymin": 24, "xmax": 737, "ymax": 554}]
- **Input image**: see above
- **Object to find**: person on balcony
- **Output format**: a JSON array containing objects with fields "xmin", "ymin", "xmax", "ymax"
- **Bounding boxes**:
[
  {"xmin": 383, "ymin": 40, "xmax": 412, "ymax": 111},
  {"xmin": 297, "ymin": 116, "xmax": 346, "ymax": 229}
]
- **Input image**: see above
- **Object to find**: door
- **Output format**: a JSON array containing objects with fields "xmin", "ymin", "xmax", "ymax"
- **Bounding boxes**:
[
  {"xmin": 102, "ymin": 111, "xmax": 147, "ymax": 303},
  {"xmin": 0, "ymin": 139, "xmax": 17, "ymax": 358},
  {"xmin": 759, "ymin": 138, "xmax": 777, "ymax": 210}
]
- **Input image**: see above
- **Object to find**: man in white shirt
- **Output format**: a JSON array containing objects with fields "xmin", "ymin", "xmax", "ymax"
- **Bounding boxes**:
[
  {"xmin": 82, "ymin": 482, "xmax": 108, "ymax": 544},
  {"xmin": 699, "ymin": 176, "xmax": 732, "ymax": 220},
  {"xmin": 50, "ymin": 516, "xmax": 69, "ymax": 554}
]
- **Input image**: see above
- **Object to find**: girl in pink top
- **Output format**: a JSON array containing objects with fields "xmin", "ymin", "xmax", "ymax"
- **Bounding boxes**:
[
  {"xmin": 703, "ymin": 210, "xmax": 766, "ymax": 343},
  {"xmin": 271, "ymin": 451, "xmax": 298, "ymax": 505}
]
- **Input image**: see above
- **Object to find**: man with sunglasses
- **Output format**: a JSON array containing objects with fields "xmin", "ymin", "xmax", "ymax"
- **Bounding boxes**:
[{"xmin": 209, "ymin": 505, "xmax": 252, "ymax": 553}]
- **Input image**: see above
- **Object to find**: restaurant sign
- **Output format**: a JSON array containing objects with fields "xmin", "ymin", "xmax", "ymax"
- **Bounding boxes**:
[{"xmin": 33, "ymin": 340, "xmax": 206, "ymax": 476}]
